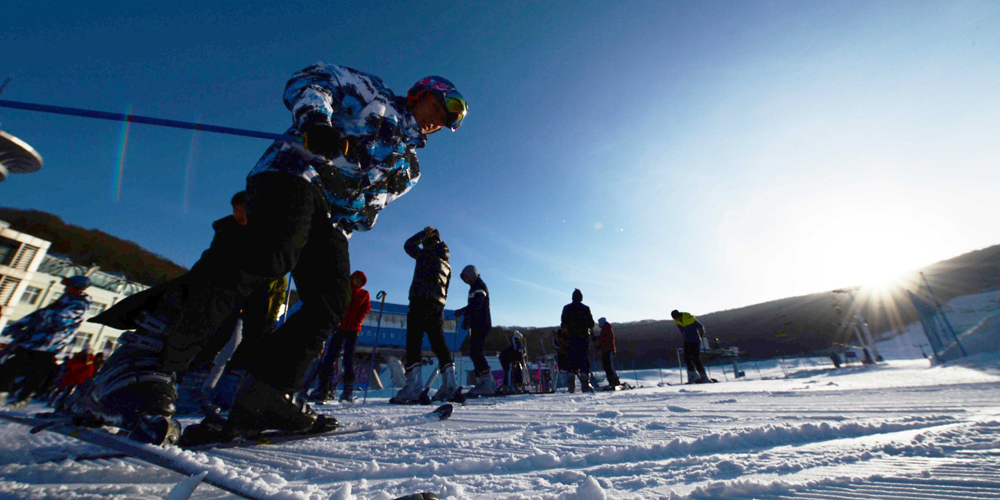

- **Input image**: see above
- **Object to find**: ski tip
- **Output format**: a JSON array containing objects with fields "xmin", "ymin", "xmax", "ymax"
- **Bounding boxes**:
[{"xmin": 433, "ymin": 404, "xmax": 454, "ymax": 421}]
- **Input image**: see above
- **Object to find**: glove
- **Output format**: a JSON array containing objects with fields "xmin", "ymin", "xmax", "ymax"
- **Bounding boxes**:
[{"xmin": 301, "ymin": 124, "xmax": 349, "ymax": 159}]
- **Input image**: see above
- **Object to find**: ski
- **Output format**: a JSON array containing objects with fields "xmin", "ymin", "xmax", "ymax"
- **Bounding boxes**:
[
  {"xmin": 598, "ymin": 383, "xmax": 636, "ymax": 391},
  {"xmin": 184, "ymin": 403, "xmax": 453, "ymax": 451},
  {"xmin": 0, "ymin": 404, "xmax": 453, "ymax": 498},
  {"xmin": 0, "ymin": 410, "xmax": 268, "ymax": 500}
]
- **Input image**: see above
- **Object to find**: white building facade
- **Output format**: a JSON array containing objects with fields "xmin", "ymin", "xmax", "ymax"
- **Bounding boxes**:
[{"xmin": 0, "ymin": 220, "xmax": 149, "ymax": 355}]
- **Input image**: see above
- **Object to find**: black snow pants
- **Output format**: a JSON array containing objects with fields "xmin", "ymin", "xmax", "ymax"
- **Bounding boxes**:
[
  {"xmin": 566, "ymin": 337, "xmax": 591, "ymax": 374},
  {"xmin": 0, "ymin": 348, "xmax": 57, "ymax": 402},
  {"xmin": 601, "ymin": 351, "xmax": 621, "ymax": 386},
  {"xmin": 404, "ymin": 299, "xmax": 453, "ymax": 369},
  {"xmin": 683, "ymin": 341, "xmax": 707, "ymax": 379},
  {"xmin": 160, "ymin": 172, "xmax": 349, "ymax": 393},
  {"xmin": 468, "ymin": 327, "xmax": 491, "ymax": 375}
]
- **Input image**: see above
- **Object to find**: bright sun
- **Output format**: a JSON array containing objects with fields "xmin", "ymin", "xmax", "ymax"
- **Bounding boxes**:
[{"xmin": 770, "ymin": 184, "xmax": 951, "ymax": 294}]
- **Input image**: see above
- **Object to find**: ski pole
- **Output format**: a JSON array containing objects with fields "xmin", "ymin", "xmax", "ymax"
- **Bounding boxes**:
[
  {"xmin": 677, "ymin": 348, "xmax": 684, "ymax": 384},
  {"xmin": 279, "ymin": 273, "xmax": 293, "ymax": 325},
  {"xmin": 0, "ymin": 99, "xmax": 304, "ymax": 144},
  {"xmin": 657, "ymin": 359, "xmax": 665, "ymax": 386},
  {"xmin": 362, "ymin": 291, "xmax": 387, "ymax": 405},
  {"xmin": 632, "ymin": 360, "xmax": 639, "ymax": 388}
]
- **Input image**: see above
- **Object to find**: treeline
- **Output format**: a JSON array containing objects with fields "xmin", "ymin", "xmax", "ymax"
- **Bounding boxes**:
[{"xmin": 0, "ymin": 207, "xmax": 187, "ymax": 286}]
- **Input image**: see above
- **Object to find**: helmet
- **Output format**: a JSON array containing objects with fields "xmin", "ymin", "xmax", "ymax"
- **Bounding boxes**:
[
  {"xmin": 460, "ymin": 265, "xmax": 478, "ymax": 283},
  {"xmin": 64, "ymin": 275, "xmax": 92, "ymax": 290},
  {"xmin": 598, "ymin": 317, "xmax": 607, "ymax": 326},
  {"xmin": 407, "ymin": 76, "xmax": 468, "ymax": 131},
  {"xmin": 513, "ymin": 331, "xmax": 523, "ymax": 340},
  {"xmin": 670, "ymin": 310, "xmax": 681, "ymax": 319}
]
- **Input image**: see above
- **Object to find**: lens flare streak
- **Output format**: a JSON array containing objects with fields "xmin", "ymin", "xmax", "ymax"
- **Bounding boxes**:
[{"xmin": 111, "ymin": 104, "xmax": 133, "ymax": 202}]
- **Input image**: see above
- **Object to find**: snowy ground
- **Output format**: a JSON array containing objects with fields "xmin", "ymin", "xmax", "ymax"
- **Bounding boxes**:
[{"xmin": 1, "ymin": 292, "xmax": 998, "ymax": 499}]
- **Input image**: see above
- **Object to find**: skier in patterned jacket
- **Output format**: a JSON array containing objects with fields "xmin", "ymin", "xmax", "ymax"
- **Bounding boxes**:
[
  {"xmin": 79, "ymin": 64, "xmax": 468, "ymax": 443},
  {"xmin": 1, "ymin": 276, "xmax": 92, "ymax": 407}
]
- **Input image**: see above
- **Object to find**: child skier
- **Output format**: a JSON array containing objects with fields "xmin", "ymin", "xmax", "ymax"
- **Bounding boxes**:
[
  {"xmin": 596, "ymin": 318, "xmax": 622, "ymax": 388},
  {"xmin": 454, "ymin": 265, "xmax": 495, "ymax": 396},
  {"xmin": 311, "ymin": 270, "xmax": 371, "ymax": 403}
]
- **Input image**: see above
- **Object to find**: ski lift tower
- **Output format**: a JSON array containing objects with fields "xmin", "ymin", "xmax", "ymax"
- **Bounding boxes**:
[
  {"xmin": 0, "ymin": 129, "xmax": 43, "ymax": 183},
  {"xmin": 831, "ymin": 288, "xmax": 882, "ymax": 364}
]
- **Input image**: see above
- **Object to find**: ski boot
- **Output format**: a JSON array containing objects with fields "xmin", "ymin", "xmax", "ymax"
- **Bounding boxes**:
[
  {"xmin": 225, "ymin": 374, "xmax": 337, "ymax": 437},
  {"xmin": 65, "ymin": 326, "xmax": 180, "ymax": 445},
  {"xmin": 307, "ymin": 388, "xmax": 331, "ymax": 403},
  {"xmin": 566, "ymin": 372, "xmax": 576, "ymax": 393},
  {"xmin": 389, "ymin": 364, "xmax": 425, "ymax": 404},
  {"xmin": 578, "ymin": 372, "xmax": 595, "ymax": 393},
  {"xmin": 431, "ymin": 363, "xmax": 460, "ymax": 402},
  {"xmin": 468, "ymin": 369, "xmax": 497, "ymax": 396},
  {"xmin": 686, "ymin": 370, "xmax": 700, "ymax": 384},
  {"xmin": 339, "ymin": 385, "xmax": 354, "ymax": 403}
]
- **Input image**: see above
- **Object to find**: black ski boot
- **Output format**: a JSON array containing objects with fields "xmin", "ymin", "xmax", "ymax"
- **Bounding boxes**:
[
  {"xmin": 339, "ymin": 385, "xmax": 355, "ymax": 403},
  {"xmin": 66, "ymin": 327, "xmax": 180, "ymax": 444},
  {"xmin": 225, "ymin": 374, "xmax": 338, "ymax": 437}
]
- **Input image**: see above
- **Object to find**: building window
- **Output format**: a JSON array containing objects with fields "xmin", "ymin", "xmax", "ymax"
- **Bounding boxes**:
[
  {"xmin": 75, "ymin": 334, "xmax": 94, "ymax": 349},
  {"xmin": 0, "ymin": 276, "xmax": 22, "ymax": 307},
  {"xmin": 20, "ymin": 286, "xmax": 43, "ymax": 305},
  {"xmin": 86, "ymin": 302, "xmax": 107, "ymax": 317},
  {"xmin": 0, "ymin": 237, "xmax": 19, "ymax": 266},
  {"xmin": 10, "ymin": 244, "xmax": 39, "ymax": 271}
]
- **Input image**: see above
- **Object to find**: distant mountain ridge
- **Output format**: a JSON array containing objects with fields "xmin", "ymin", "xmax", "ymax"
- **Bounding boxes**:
[
  {"xmin": 490, "ymin": 243, "xmax": 1000, "ymax": 364},
  {"xmin": 0, "ymin": 207, "xmax": 188, "ymax": 286}
]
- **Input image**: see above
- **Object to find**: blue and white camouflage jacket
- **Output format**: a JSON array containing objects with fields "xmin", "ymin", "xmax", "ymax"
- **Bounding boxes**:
[
  {"xmin": 249, "ymin": 63, "xmax": 426, "ymax": 236},
  {"xmin": 2, "ymin": 292, "xmax": 91, "ymax": 353}
]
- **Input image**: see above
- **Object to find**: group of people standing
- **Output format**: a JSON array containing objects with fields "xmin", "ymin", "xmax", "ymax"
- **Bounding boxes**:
[
  {"xmin": 552, "ymin": 289, "xmax": 623, "ymax": 393},
  {"xmin": 0, "ymin": 60, "xmax": 714, "ymax": 446}
]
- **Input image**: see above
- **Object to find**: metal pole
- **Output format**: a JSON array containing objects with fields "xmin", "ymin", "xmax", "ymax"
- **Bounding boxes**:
[
  {"xmin": 452, "ymin": 319, "xmax": 461, "ymax": 388},
  {"xmin": 0, "ymin": 99, "xmax": 304, "ymax": 144},
  {"xmin": 362, "ymin": 291, "xmax": 387, "ymax": 404},
  {"xmin": 279, "ymin": 274, "xmax": 293, "ymax": 325},
  {"xmin": 920, "ymin": 272, "xmax": 967, "ymax": 357},
  {"xmin": 676, "ymin": 347, "xmax": 684, "ymax": 384}
]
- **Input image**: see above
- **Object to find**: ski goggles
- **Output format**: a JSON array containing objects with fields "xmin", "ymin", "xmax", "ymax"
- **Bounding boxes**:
[{"xmin": 441, "ymin": 90, "xmax": 468, "ymax": 131}]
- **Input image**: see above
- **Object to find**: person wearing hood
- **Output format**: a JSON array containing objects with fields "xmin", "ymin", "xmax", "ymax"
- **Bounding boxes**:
[
  {"xmin": 312, "ymin": 270, "xmax": 371, "ymax": 402},
  {"xmin": 560, "ymin": 289, "xmax": 595, "ymax": 393},
  {"xmin": 595, "ymin": 318, "xmax": 622, "ymax": 388},
  {"xmin": 392, "ymin": 226, "xmax": 455, "ymax": 404},
  {"xmin": 75, "ymin": 67, "xmax": 468, "ymax": 442},
  {"xmin": 1, "ymin": 275, "xmax": 92, "ymax": 407},
  {"xmin": 455, "ymin": 264, "xmax": 495, "ymax": 396}
]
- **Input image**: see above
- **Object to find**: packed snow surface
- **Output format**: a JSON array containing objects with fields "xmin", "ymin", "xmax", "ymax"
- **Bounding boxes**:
[{"xmin": 1, "ymin": 291, "xmax": 998, "ymax": 499}]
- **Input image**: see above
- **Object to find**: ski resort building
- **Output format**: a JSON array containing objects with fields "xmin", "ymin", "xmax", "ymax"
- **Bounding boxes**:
[{"xmin": 0, "ymin": 220, "xmax": 149, "ymax": 354}]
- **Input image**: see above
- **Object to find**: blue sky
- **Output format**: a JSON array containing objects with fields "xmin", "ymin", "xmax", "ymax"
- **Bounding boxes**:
[{"xmin": 2, "ymin": 1, "xmax": 998, "ymax": 327}]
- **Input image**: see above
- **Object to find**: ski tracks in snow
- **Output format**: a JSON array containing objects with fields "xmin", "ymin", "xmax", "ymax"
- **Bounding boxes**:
[{"xmin": 1, "ymin": 361, "xmax": 999, "ymax": 499}]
